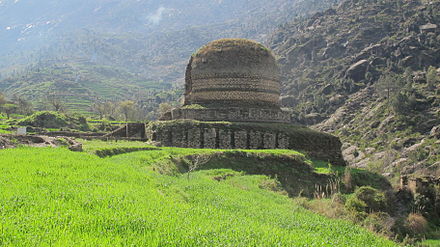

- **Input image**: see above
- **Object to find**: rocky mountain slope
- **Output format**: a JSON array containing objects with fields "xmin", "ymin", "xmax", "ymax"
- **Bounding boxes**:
[
  {"xmin": 0, "ymin": 0, "xmax": 337, "ymax": 114},
  {"xmin": 0, "ymin": 0, "xmax": 337, "ymax": 79},
  {"xmin": 270, "ymin": 0, "xmax": 440, "ymax": 179}
]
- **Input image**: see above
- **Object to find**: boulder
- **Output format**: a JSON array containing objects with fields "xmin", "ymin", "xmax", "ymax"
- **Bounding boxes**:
[
  {"xmin": 345, "ymin": 59, "xmax": 368, "ymax": 82},
  {"xmin": 69, "ymin": 143, "xmax": 83, "ymax": 152},
  {"xmin": 430, "ymin": 125, "xmax": 440, "ymax": 138},
  {"xmin": 280, "ymin": 95, "xmax": 298, "ymax": 107}
]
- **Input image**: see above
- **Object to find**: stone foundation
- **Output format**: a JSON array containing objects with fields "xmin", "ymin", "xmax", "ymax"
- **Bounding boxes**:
[{"xmin": 146, "ymin": 120, "xmax": 346, "ymax": 166}]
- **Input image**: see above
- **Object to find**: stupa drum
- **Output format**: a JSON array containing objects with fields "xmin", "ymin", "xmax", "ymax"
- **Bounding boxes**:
[{"xmin": 163, "ymin": 38, "xmax": 289, "ymax": 123}]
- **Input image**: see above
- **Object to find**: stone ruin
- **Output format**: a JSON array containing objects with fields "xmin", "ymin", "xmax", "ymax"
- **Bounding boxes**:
[
  {"xmin": 147, "ymin": 38, "xmax": 346, "ymax": 165},
  {"xmin": 161, "ymin": 38, "xmax": 290, "ymax": 123}
]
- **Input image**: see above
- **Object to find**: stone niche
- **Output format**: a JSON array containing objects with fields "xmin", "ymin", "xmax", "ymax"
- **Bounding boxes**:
[{"xmin": 146, "ymin": 120, "xmax": 346, "ymax": 166}]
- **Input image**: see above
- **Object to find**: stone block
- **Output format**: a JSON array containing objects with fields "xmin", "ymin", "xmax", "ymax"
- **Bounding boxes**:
[
  {"xmin": 187, "ymin": 128, "xmax": 202, "ymax": 148},
  {"xmin": 234, "ymin": 130, "xmax": 248, "ymax": 149},
  {"xmin": 172, "ymin": 128, "xmax": 187, "ymax": 148},
  {"xmin": 278, "ymin": 133, "xmax": 289, "ymax": 149},
  {"xmin": 157, "ymin": 129, "xmax": 172, "ymax": 146},
  {"xmin": 249, "ymin": 131, "xmax": 263, "ymax": 149},
  {"xmin": 219, "ymin": 129, "xmax": 232, "ymax": 149},
  {"xmin": 263, "ymin": 132, "xmax": 276, "ymax": 149},
  {"xmin": 204, "ymin": 128, "xmax": 217, "ymax": 148}
]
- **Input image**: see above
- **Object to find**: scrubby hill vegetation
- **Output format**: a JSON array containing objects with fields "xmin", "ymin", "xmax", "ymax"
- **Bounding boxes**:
[{"xmin": 270, "ymin": 0, "xmax": 440, "ymax": 178}]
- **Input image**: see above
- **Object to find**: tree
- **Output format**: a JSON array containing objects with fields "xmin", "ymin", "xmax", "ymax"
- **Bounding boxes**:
[
  {"xmin": 91, "ymin": 101, "xmax": 107, "ymax": 119},
  {"xmin": 374, "ymin": 73, "xmax": 404, "ymax": 106},
  {"xmin": 0, "ymin": 93, "xmax": 7, "ymax": 118},
  {"xmin": 0, "ymin": 92, "xmax": 6, "ymax": 106},
  {"xmin": 158, "ymin": 103, "xmax": 173, "ymax": 118},
  {"xmin": 0, "ymin": 93, "xmax": 6, "ymax": 114},
  {"xmin": 2, "ymin": 104, "xmax": 17, "ymax": 119},
  {"xmin": 46, "ymin": 94, "xmax": 65, "ymax": 112},
  {"xmin": 119, "ymin": 100, "xmax": 136, "ymax": 122},
  {"xmin": 119, "ymin": 100, "xmax": 136, "ymax": 138},
  {"xmin": 14, "ymin": 96, "xmax": 33, "ymax": 115},
  {"xmin": 426, "ymin": 66, "xmax": 439, "ymax": 89}
]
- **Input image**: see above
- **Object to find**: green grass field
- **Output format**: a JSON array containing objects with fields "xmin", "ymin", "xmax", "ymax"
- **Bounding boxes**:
[{"xmin": 0, "ymin": 146, "xmax": 397, "ymax": 246}]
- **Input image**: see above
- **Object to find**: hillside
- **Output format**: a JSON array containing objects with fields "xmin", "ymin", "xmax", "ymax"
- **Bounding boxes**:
[
  {"xmin": 0, "ymin": 62, "xmax": 179, "ymax": 116},
  {"xmin": 270, "ymin": 0, "xmax": 440, "ymax": 178},
  {"xmin": 0, "ymin": 0, "xmax": 338, "ymax": 79},
  {"xmin": 0, "ymin": 0, "xmax": 339, "ymax": 115},
  {"xmin": 0, "ymin": 146, "xmax": 396, "ymax": 246}
]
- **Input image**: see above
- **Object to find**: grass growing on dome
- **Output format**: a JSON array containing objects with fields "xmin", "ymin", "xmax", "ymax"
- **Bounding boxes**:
[
  {"xmin": 194, "ymin": 38, "xmax": 273, "ymax": 56},
  {"xmin": 0, "ymin": 147, "xmax": 397, "ymax": 246}
]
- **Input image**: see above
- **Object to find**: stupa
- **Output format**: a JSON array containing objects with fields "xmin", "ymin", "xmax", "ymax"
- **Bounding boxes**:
[
  {"xmin": 161, "ymin": 38, "xmax": 289, "ymax": 123},
  {"xmin": 146, "ymin": 38, "xmax": 345, "ymax": 165}
]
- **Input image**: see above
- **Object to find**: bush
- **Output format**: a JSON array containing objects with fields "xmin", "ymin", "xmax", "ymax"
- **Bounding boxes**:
[
  {"xmin": 346, "ymin": 186, "xmax": 388, "ymax": 213},
  {"xmin": 355, "ymin": 186, "xmax": 387, "ymax": 212},
  {"xmin": 346, "ymin": 196, "xmax": 368, "ymax": 213},
  {"xmin": 404, "ymin": 213, "xmax": 428, "ymax": 236},
  {"xmin": 363, "ymin": 212, "xmax": 395, "ymax": 235}
]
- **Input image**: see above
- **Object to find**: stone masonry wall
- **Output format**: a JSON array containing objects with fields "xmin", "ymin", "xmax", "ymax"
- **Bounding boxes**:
[
  {"xmin": 146, "ymin": 120, "xmax": 346, "ymax": 165},
  {"xmin": 169, "ymin": 107, "xmax": 290, "ymax": 123}
]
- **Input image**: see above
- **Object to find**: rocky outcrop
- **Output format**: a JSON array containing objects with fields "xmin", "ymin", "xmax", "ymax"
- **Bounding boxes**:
[
  {"xmin": 345, "ymin": 60, "xmax": 368, "ymax": 82},
  {"xmin": 269, "ymin": 0, "xmax": 440, "ymax": 177},
  {"xmin": 270, "ymin": 0, "xmax": 440, "ymax": 123}
]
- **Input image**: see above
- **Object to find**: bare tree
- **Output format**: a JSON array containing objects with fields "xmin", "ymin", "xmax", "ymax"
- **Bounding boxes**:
[
  {"xmin": 187, "ymin": 154, "xmax": 212, "ymax": 180},
  {"xmin": 46, "ymin": 94, "xmax": 65, "ymax": 112},
  {"xmin": 2, "ymin": 104, "xmax": 17, "ymax": 119},
  {"xmin": 119, "ymin": 100, "xmax": 136, "ymax": 137},
  {"xmin": 91, "ymin": 101, "xmax": 107, "ymax": 119},
  {"xmin": 13, "ymin": 95, "xmax": 33, "ymax": 115}
]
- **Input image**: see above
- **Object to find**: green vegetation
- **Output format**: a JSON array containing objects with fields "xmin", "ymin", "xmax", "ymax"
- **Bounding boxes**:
[
  {"xmin": 16, "ymin": 111, "xmax": 90, "ymax": 131},
  {"xmin": 0, "ymin": 63, "xmax": 180, "ymax": 118},
  {"xmin": 0, "ymin": 146, "xmax": 397, "ymax": 246},
  {"xmin": 421, "ymin": 239, "xmax": 440, "ymax": 247},
  {"xmin": 194, "ymin": 38, "xmax": 272, "ymax": 56}
]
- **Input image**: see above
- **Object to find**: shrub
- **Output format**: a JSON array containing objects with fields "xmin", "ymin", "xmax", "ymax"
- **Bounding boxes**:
[
  {"xmin": 346, "ymin": 196, "xmax": 368, "ymax": 213},
  {"xmin": 259, "ymin": 178, "xmax": 286, "ymax": 195},
  {"xmin": 404, "ymin": 213, "xmax": 428, "ymax": 236},
  {"xmin": 346, "ymin": 186, "xmax": 388, "ymax": 213},
  {"xmin": 363, "ymin": 212, "xmax": 395, "ymax": 235},
  {"xmin": 355, "ymin": 186, "xmax": 388, "ymax": 212}
]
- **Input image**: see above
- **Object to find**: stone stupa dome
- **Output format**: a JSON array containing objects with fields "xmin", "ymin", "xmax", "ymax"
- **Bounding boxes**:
[{"xmin": 184, "ymin": 38, "xmax": 281, "ymax": 108}]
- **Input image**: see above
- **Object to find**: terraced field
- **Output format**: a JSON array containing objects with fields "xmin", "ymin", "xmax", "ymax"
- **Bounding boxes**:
[{"xmin": 0, "ymin": 143, "xmax": 397, "ymax": 246}]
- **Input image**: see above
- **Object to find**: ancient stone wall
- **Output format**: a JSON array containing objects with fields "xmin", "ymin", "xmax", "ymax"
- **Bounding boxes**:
[
  {"xmin": 185, "ymin": 39, "xmax": 281, "ymax": 108},
  {"xmin": 146, "ymin": 120, "xmax": 346, "ymax": 165},
  {"xmin": 169, "ymin": 107, "xmax": 290, "ymax": 123},
  {"xmin": 189, "ymin": 75, "xmax": 280, "ymax": 107}
]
